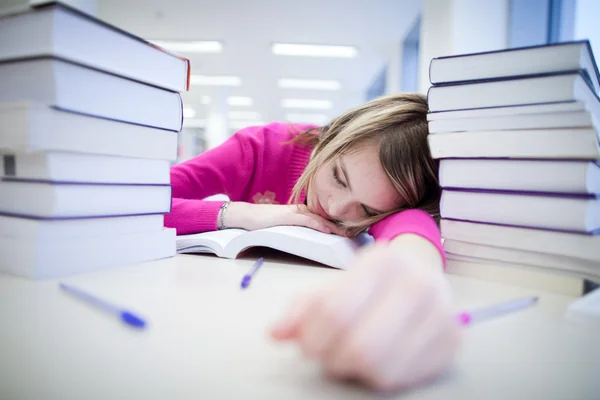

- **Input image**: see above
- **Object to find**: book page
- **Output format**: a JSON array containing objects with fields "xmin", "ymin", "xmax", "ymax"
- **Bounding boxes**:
[
  {"xmin": 176, "ymin": 229, "xmax": 246, "ymax": 257},
  {"xmin": 258, "ymin": 226, "xmax": 353, "ymax": 245},
  {"xmin": 226, "ymin": 226, "xmax": 373, "ymax": 269}
]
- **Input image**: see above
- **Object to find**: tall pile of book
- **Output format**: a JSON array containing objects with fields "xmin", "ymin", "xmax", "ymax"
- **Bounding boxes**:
[
  {"xmin": 427, "ymin": 40, "xmax": 600, "ymax": 296},
  {"xmin": 0, "ymin": 2, "xmax": 190, "ymax": 278}
]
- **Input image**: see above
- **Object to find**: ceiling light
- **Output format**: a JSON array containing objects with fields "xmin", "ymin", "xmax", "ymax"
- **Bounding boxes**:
[
  {"xmin": 190, "ymin": 75, "xmax": 242, "ymax": 86},
  {"xmin": 228, "ymin": 111, "xmax": 261, "ymax": 120},
  {"xmin": 227, "ymin": 96, "xmax": 253, "ymax": 106},
  {"xmin": 272, "ymin": 43, "xmax": 358, "ymax": 58},
  {"xmin": 183, "ymin": 108, "xmax": 196, "ymax": 118},
  {"xmin": 183, "ymin": 118, "xmax": 207, "ymax": 128},
  {"xmin": 285, "ymin": 113, "xmax": 330, "ymax": 125},
  {"xmin": 229, "ymin": 120, "xmax": 266, "ymax": 130},
  {"xmin": 150, "ymin": 40, "xmax": 223, "ymax": 53},
  {"xmin": 278, "ymin": 78, "xmax": 341, "ymax": 90},
  {"xmin": 281, "ymin": 99, "xmax": 333, "ymax": 109}
]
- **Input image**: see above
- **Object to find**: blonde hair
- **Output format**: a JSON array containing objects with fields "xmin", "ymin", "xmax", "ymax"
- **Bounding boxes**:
[{"xmin": 290, "ymin": 93, "xmax": 440, "ymax": 236}]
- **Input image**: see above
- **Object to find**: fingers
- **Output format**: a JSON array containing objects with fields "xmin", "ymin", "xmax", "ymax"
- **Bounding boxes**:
[
  {"xmin": 288, "ymin": 213, "xmax": 332, "ymax": 234},
  {"xmin": 381, "ymin": 300, "xmax": 461, "ymax": 390},
  {"xmin": 293, "ymin": 207, "xmax": 348, "ymax": 236},
  {"xmin": 294, "ymin": 245, "xmax": 391, "ymax": 356},
  {"xmin": 270, "ymin": 294, "xmax": 316, "ymax": 341},
  {"xmin": 322, "ymin": 269, "xmax": 418, "ymax": 380},
  {"xmin": 324, "ymin": 266, "xmax": 458, "ymax": 392},
  {"xmin": 297, "ymin": 253, "xmax": 389, "ymax": 359},
  {"xmin": 269, "ymin": 244, "xmax": 459, "ymax": 392}
]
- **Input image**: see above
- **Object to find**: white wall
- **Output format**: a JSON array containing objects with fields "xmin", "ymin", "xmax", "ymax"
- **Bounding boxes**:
[
  {"xmin": 385, "ymin": 44, "xmax": 403, "ymax": 94},
  {"xmin": 419, "ymin": 0, "xmax": 453, "ymax": 93},
  {"xmin": 452, "ymin": 0, "xmax": 509, "ymax": 55},
  {"xmin": 418, "ymin": 0, "xmax": 510, "ymax": 93},
  {"xmin": 574, "ymin": 0, "xmax": 600, "ymax": 62}
]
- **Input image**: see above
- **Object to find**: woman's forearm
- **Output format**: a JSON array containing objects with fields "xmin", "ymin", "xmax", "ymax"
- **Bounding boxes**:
[{"xmin": 388, "ymin": 233, "xmax": 444, "ymax": 273}]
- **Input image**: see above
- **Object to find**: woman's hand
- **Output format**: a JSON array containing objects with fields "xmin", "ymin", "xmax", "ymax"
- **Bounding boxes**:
[
  {"xmin": 269, "ymin": 235, "xmax": 461, "ymax": 392},
  {"xmin": 225, "ymin": 202, "xmax": 348, "ymax": 236}
]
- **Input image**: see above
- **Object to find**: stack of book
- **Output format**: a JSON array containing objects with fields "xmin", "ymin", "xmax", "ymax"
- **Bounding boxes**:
[
  {"xmin": 427, "ymin": 41, "xmax": 600, "ymax": 296},
  {"xmin": 0, "ymin": 2, "xmax": 190, "ymax": 278}
]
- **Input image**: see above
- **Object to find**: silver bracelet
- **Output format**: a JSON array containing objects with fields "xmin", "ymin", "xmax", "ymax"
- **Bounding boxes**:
[{"xmin": 218, "ymin": 201, "xmax": 231, "ymax": 230}]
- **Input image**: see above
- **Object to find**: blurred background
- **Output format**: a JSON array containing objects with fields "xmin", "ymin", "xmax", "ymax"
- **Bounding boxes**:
[{"xmin": 8, "ymin": 0, "xmax": 599, "ymax": 162}]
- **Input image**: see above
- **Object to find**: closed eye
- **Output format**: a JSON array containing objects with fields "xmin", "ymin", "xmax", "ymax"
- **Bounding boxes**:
[
  {"xmin": 332, "ymin": 166, "xmax": 346, "ymax": 188},
  {"xmin": 362, "ymin": 205, "xmax": 377, "ymax": 217}
]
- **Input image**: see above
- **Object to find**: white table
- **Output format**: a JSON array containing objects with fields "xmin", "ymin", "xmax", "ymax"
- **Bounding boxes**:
[{"xmin": 1, "ymin": 253, "xmax": 599, "ymax": 399}]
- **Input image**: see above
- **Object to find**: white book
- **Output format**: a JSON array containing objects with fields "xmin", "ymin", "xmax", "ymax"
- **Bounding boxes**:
[
  {"xmin": 439, "ymin": 159, "xmax": 600, "ymax": 194},
  {"xmin": 429, "ymin": 41, "xmax": 600, "ymax": 94},
  {"xmin": 0, "ymin": 228, "xmax": 176, "ymax": 279},
  {"xmin": 177, "ymin": 226, "xmax": 374, "ymax": 269},
  {"xmin": 0, "ymin": 57, "xmax": 183, "ymax": 131},
  {"xmin": 427, "ymin": 72, "xmax": 598, "ymax": 112},
  {"xmin": 445, "ymin": 256, "xmax": 585, "ymax": 296},
  {"xmin": 444, "ymin": 239, "xmax": 600, "ymax": 282},
  {"xmin": 428, "ymin": 128, "xmax": 600, "ymax": 159},
  {"xmin": 0, "ymin": 2, "xmax": 189, "ymax": 92},
  {"xmin": 1, "ymin": 151, "xmax": 170, "ymax": 184},
  {"xmin": 440, "ymin": 189, "xmax": 600, "ymax": 233},
  {"xmin": 428, "ymin": 111, "xmax": 595, "ymax": 133},
  {"xmin": 565, "ymin": 288, "xmax": 600, "ymax": 330},
  {"xmin": 0, "ymin": 180, "xmax": 172, "ymax": 218},
  {"xmin": 0, "ymin": 103, "xmax": 177, "ymax": 161},
  {"xmin": 0, "ymin": 214, "xmax": 165, "ymax": 238},
  {"xmin": 427, "ymin": 101, "xmax": 588, "ymax": 121},
  {"xmin": 440, "ymin": 219, "xmax": 600, "ymax": 263}
]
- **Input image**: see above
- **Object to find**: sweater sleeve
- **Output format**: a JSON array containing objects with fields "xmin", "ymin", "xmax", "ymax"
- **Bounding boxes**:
[
  {"xmin": 368, "ymin": 209, "xmax": 446, "ymax": 268},
  {"xmin": 164, "ymin": 126, "xmax": 259, "ymax": 235}
]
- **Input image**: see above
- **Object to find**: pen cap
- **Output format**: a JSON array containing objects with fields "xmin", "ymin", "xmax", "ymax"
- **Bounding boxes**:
[{"xmin": 120, "ymin": 311, "xmax": 146, "ymax": 329}]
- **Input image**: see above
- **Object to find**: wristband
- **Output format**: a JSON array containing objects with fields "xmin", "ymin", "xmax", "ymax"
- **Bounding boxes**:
[{"xmin": 218, "ymin": 201, "xmax": 231, "ymax": 230}]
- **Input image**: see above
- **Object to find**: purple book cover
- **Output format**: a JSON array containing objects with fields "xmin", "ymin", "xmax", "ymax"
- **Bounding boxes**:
[
  {"xmin": 0, "ymin": 211, "xmax": 169, "ymax": 221},
  {"xmin": 442, "ymin": 217, "xmax": 600, "ymax": 236},
  {"xmin": 442, "ymin": 187, "xmax": 599, "ymax": 200},
  {"xmin": 0, "ymin": 179, "xmax": 173, "ymax": 214},
  {"xmin": 0, "ymin": 56, "xmax": 184, "ymax": 132},
  {"xmin": 426, "ymin": 70, "xmax": 600, "ymax": 113},
  {"xmin": 439, "ymin": 157, "xmax": 600, "ymax": 165}
]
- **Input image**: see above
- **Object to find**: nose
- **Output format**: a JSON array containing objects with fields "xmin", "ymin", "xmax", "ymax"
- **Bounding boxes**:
[{"xmin": 327, "ymin": 196, "xmax": 350, "ymax": 220}]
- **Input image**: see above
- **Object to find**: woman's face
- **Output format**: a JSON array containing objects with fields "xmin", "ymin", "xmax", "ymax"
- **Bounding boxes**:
[{"xmin": 306, "ymin": 141, "xmax": 402, "ymax": 225}]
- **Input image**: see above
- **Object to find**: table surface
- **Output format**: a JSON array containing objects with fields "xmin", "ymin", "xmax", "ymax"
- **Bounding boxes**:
[{"xmin": 1, "ymin": 252, "xmax": 599, "ymax": 400}]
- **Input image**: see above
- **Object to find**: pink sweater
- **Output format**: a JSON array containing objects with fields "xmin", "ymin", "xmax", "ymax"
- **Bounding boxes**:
[{"xmin": 165, "ymin": 122, "xmax": 445, "ymax": 263}]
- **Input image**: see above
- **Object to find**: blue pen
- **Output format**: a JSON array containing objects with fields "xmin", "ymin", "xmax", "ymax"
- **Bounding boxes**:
[
  {"xmin": 59, "ymin": 283, "xmax": 146, "ymax": 329},
  {"xmin": 241, "ymin": 257, "xmax": 264, "ymax": 289}
]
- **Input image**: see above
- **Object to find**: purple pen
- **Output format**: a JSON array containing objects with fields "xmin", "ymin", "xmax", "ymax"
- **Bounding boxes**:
[
  {"xmin": 241, "ymin": 257, "xmax": 264, "ymax": 289},
  {"xmin": 456, "ymin": 296, "xmax": 539, "ymax": 325},
  {"xmin": 59, "ymin": 283, "xmax": 146, "ymax": 329}
]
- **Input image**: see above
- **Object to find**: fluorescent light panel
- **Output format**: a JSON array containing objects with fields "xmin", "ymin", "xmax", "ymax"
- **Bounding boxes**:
[
  {"xmin": 228, "ymin": 111, "xmax": 261, "ymax": 120},
  {"xmin": 190, "ymin": 75, "xmax": 242, "ymax": 86},
  {"xmin": 183, "ymin": 118, "xmax": 207, "ymax": 128},
  {"xmin": 151, "ymin": 40, "xmax": 223, "ymax": 53},
  {"xmin": 229, "ymin": 120, "xmax": 266, "ymax": 130},
  {"xmin": 278, "ymin": 78, "xmax": 341, "ymax": 90},
  {"xmin": 272, "ymin": 43, "xmax": 358, "ymax": 58},
  {"xmin": 285, "ymin": 113, "xmax": 329, "ymax": 125},
  {"xmin": 183, "ymin": 108, "xmax": 196, "ymax": 118},
  {"xmin": 227, "ymin": 96, "xmax": 253, "ymax": 106},
  {"xmin": 281, "ymin": 99, "xmax": 333, "ymax": 109}
]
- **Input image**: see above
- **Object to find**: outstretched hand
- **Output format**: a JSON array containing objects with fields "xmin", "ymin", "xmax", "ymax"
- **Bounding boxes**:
[{"xmin": 269, "ymin": 236, "xmax": 461, "ymax": 392}]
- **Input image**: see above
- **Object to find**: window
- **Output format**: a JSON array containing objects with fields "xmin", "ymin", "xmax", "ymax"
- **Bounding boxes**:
[
  {"xmin": 365, "ymin": 65, "xmax": 387, "ymax": 101},
  {"xmin": 401, "ymin": 17, "xmax": 420, "ymax": 92}
]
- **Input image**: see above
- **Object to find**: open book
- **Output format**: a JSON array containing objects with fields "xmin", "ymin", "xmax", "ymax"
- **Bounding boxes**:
[{"xmin": 176, "ymin": 226, "xmax": 374, "ymax": 269}]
